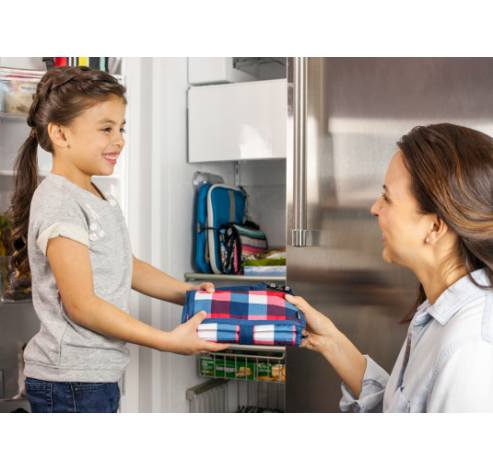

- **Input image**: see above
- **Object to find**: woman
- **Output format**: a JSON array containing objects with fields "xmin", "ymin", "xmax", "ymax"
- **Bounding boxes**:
[{"xmin": 286, "ymin": 123, "xmax": 493, "ymax": 412}]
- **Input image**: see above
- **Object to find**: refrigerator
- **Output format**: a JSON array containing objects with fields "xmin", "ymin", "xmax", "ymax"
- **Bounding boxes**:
[{"xmin": 285, "ymin": 57, "xmax": 493, "ymax": 412}]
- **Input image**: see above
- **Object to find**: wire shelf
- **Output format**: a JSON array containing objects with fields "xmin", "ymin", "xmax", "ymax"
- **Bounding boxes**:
[
  {"xmin": 199, "ymin": 345, "xmax": 286, "ymax": 383},
  {"xmin": 187, "ymin": 378, "xmax": 285, "ymax": 413},
  {"xmin": 186, "ymin": 379, "xmax": 228, "ymax": 413}
]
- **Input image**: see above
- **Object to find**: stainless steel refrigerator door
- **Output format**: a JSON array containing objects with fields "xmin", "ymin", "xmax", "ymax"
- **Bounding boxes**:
[{"xmin": 286, "ymin": 57, "xmax": 493, "ymax": 412}]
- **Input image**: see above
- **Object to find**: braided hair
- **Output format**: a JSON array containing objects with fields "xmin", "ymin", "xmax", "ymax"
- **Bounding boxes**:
[{"xmin": 6, "ymin": 66, "xmax": 126, "ymax": 277}]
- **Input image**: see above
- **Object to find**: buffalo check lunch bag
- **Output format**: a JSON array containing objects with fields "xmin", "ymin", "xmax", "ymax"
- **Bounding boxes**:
[
  {"xmin": 182, "ymin": 283, "xmax": 306, "ymax": 346},
  {"xmin": 197, "ymin": 183, "xmax": 264, "ymax": 274}
]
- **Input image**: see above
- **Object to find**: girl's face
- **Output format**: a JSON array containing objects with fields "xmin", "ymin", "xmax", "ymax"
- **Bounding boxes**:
[
  {"xmin": 370, "ymin": 151, "xmax": 433, "ymax": 268},
  {"xmin": 63, "ymin": 96, "xmax": 126, "ymax": 176}
]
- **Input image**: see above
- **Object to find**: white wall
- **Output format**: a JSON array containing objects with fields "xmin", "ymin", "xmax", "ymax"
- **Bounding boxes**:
[{"xmin": 238, "ymin": 159, "xmax": 286, "ymax": 247}]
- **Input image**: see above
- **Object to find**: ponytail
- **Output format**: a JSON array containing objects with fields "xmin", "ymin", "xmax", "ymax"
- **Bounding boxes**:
[
  {"xmin": 6, "ymin": 65, "xmax": 126, "ymax": 278},
  {"xmin": 7, "ymin": 130, "xmax": 39, "ymax": 277}
]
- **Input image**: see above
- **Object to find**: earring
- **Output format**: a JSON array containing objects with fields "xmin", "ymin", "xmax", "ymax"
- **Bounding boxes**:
[{"xmin": 425, "ymin": 238, "xmax": 430, "ymax": 243}]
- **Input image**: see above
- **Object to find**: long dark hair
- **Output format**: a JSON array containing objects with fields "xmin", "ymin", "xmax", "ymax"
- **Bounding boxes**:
[
  {"xmin": 6, "ymin": 66, "xmax": 126, "ymax": 278},
  {"xmin": 398, "ymin": 123, "xmax": 493, "ymax": 321}
]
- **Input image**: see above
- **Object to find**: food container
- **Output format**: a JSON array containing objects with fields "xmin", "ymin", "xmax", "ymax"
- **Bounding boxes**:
[
  {"xmin": 258, "ymin": 362, "xmax": 286, "ymax": 381},
  {"xmin": 0, "ymin": 67, "xmax": 44, "ymax": 115},
  {"xmin": 200, "ymin": 355, "xmax": 257, "ymax": 380},
  {"xmin": 1, "ymin": 80, "xmax": 37, "ymax": 114}
]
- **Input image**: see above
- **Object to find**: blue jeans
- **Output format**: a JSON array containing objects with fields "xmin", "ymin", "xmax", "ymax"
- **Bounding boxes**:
[{"xmin": 25, "ymin": 377, "xmax": 120, "ymax": 413}]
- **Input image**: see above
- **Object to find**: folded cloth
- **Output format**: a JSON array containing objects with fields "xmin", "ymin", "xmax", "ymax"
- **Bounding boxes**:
[{"xmin": 182, "ymin": 284, "xmax": 305, "ymax": 346}]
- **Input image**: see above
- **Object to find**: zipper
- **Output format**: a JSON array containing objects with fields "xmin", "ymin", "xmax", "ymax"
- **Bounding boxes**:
[{"xmin": 262, "ymin": 281, "xmax": 293, "ymax": 294}]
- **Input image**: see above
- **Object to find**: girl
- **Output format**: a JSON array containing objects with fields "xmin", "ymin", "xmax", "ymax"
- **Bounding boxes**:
[
  {"xmin": 287, "ymin": 123, "xmax": 493, "ymax": 412},
  {"xmin": 8, "ymin": 66, "xmax": 228, "ymax": 413}
]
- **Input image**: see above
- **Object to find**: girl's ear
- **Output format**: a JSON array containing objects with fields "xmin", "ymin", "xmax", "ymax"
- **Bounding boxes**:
[{"xmin": 48, "ymin": 123, "xmax": 69, "ymax": 150}]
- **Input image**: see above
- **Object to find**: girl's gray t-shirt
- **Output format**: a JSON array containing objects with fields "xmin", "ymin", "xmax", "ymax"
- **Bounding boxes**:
[{"xmin": 24, "ymin": 173, "xmax": 132, "ymax": 382}]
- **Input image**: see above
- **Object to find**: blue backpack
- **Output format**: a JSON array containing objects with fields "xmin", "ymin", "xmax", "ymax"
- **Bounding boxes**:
[{"xmin": 196, "ymin": 184, "xmax": 249, "ymax": 274}]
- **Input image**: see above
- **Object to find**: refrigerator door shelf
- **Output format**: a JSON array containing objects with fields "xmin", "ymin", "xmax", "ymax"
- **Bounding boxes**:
[
  {"xmin": 188, "ymin": 57, "xmax": 257, "ymax": 86},
  {"xmin": 185, "ymin": 272, "xmax": 286, "ymax": 282}
]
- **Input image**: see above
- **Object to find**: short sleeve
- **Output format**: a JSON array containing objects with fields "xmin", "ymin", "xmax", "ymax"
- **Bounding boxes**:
[
  {"xmin": 32, "ymin": 194, "xmax": 89, "ymax": 256},
  {"xmin": 340, "ymin": 355, "xmax": 390, "ymax": 413}
]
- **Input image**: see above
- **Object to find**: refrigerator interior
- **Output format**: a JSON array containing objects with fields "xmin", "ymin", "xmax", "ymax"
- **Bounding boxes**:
[
  {"xmin": 187, "ymin": 159, "xmax": 287, "ymax": 413},
  {"xmin": 123, "ymin": 58, "xmax": 288, "ymax": 412},
  {"xmin": 0, "ymin": 68, "xmax": 44, "ymax": 412}
]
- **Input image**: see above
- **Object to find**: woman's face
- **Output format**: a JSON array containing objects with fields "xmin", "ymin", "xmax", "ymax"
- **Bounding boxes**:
[{"xmin": 371, "ymin": 151, "xmax": 433, "ymax": 268}]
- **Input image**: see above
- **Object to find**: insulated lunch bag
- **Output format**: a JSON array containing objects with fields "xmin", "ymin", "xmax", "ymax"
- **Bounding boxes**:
[
  {"xmin": 196, "ymin": 184, "xmax": 265, "ymax": 274},
  {"xmin": 182, "ymin": 283, "xmax": 306, "ymax": 346},
  {"xmin": 218, "ymin": 222, "xmax": 267, "ymax": 275}
]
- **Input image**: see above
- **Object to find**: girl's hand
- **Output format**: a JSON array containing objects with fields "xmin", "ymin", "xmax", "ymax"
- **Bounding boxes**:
[
  {"xmin": 285, "ymin": 294, "xmax": 336, "ymax": 356},
  {"xmin": 193, "ymin": 282, "xmax": 215, "ymax": 293},
  {"xmin": 167, "ymin": 310, "xmax": 230, "ymax": 355}
]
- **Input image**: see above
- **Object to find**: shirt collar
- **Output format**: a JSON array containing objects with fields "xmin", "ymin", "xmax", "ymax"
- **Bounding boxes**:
[{"xmin": 425, "ymin": 269, "xmax": 489, "ymax": 326}]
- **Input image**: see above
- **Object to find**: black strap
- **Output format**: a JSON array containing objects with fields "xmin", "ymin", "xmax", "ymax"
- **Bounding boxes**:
[{"xmin": 197, "ymin": 224, "xmax": 216, "ymax": 234}]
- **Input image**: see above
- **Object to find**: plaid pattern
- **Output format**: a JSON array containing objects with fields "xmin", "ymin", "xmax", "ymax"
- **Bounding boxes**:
[
  {"xmin": 192, "ymin": 290, "xmax": 301, "ymax": 322},
  {"xmin": 197, "ymin": 323, "xmax": 296, "ymax": 345},
  {"xmin": 253, "ymin": 324, "xmax": 296, "ymax": 345},
  {"xmin": 197, "ymin": 323, "xmax": 240, "ymax": 343},
  {"xmin": 188, "ymin": 289, "xmax": 304, "ymax": 346}
]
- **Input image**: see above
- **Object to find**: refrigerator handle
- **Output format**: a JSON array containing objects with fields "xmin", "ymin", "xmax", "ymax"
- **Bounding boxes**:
[{"xmin": 292, "ymin": 57, "xmax": 308, "ymax": 247}]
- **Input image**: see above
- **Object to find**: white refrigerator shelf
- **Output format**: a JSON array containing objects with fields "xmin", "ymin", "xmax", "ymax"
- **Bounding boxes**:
[{"xmin": 185, "ymin": 272, "xmax": 286, "ymax": 282}]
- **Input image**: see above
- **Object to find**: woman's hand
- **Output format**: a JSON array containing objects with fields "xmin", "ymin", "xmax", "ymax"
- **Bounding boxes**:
[
  {"xmin": 192, "ymin": 282, "xmax": 215, "ymax": 293},
  {"xmin": 167, "ymin": 310, "xmax": 230, "ymax": 355},
  {"xmin": 285, "ymin": 293, "xmax": 367, "ymax": 397},
  {"xmin": 285, "ymin": 294, "xmax": 336, "ymax": 356}
]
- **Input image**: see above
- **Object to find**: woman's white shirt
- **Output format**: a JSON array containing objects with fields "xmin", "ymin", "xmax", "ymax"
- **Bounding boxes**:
[{"xmin": 340, "ymin": 269, "xmax": 493, "ymax": 412}]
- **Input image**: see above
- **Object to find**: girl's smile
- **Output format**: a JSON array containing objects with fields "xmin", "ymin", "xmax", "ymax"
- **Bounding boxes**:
[{"xmin": 103, "ymin": 152, "xmax": 120, "ymax": 165}]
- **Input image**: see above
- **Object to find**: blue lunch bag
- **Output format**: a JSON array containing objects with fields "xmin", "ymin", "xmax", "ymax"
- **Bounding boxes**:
[{"xmin": 196, "ymin": 183, "xmax": 249, "ymax": 274}]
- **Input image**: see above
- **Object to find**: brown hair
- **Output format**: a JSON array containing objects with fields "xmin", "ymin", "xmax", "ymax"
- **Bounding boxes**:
[
  {"xmin": 6, "ymin": 66, "xmax": 126, "ymax": 278},
  {"xmin": 398, "ymin": 123, "xmax": 493, "ymax": 321}
]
